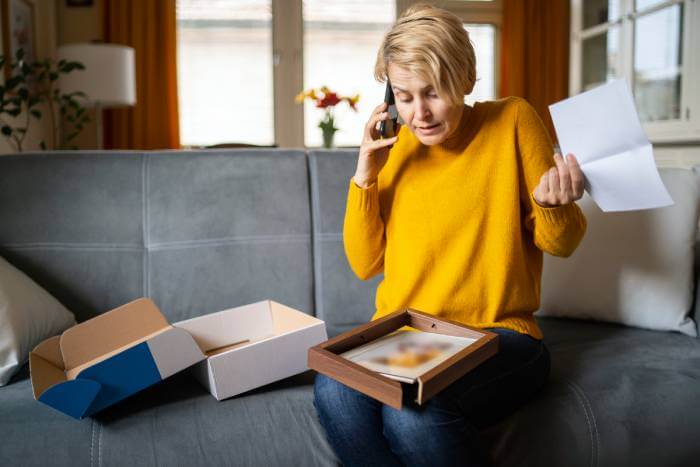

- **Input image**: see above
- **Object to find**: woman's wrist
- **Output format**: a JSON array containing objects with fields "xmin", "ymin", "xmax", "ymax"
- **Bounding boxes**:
[{"xmin": 353, "ymin": 175, "xmax": 375, "ymax": 189}]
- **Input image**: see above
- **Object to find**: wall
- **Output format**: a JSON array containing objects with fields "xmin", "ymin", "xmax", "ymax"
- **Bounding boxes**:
[{"xmin": 0, "ymin": 0, "xmax": 58, "ymax": 154}]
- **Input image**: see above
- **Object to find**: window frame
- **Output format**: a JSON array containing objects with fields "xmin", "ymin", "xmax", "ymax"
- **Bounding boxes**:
[{"xmin": 570, "ymin": 0, "xmax": 700, "ymax": 143}]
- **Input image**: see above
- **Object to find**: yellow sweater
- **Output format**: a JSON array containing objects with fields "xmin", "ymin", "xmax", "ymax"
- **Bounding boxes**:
[{"xmin": 343, "ymin": 97, "xmax": 587, "ymax": 340}]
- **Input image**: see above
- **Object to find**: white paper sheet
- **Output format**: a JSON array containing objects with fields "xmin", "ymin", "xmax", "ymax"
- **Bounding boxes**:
[{"xmin": 548, "ymin": 79, "xmax": 674, "ymax": 212}]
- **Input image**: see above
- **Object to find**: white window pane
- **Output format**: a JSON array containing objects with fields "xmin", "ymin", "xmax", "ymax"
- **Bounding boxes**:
[
  {"xmin": 303, "ymin": 0, "xmax": 395, "ymax": 147},
  {"xmin": 633, "ymin": 4, "xmax": 683, "ymax": 122},
  {"xmin": 583, "ymin": 0, "xmax": 622, "ymax": 29},
  {"xmin": 582, "ymin": 26, "xmax": 621, "ymax": 90},
  {"xmin": 464, "ymin": 23, "xmax": 495, "ymax": 104},
  {"xmin": 177, "ymin": 0, "xmax": 274, "ymax": 147}
]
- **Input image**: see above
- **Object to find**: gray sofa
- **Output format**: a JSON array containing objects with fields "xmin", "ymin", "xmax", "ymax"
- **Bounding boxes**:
[{"xmin": 1, "ymin": 150, "xmax": 699, "ymax": 467}]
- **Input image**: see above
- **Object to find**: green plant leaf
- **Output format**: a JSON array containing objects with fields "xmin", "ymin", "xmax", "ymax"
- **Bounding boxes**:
[
  {"xmin": 15, "ymin": 49, "xmax": 24, "ymax": 61},
  {"xmin": 7, "ymin": 107, "xmax": 21, "ymax": 117},
  {"xmin": 5, "ymin": 76, "xmax": 22, "ymax": 90},
  {"xmin": 18, "ymin": 88, "xmax": 29, "ymax": 100},
  {"xmin": 30, "ymin": 109, "xmax": 41, "ymax": 118},
  {"xmin": 49, "ymin": 72, "xmax": 58, "ymax": 81},
  {"xmin": 1, "ymin": 125, "xmax": 12, "ymax": 136}
]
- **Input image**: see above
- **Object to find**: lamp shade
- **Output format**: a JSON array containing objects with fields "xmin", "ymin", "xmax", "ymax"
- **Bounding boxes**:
[{"xmin": 57, "ymin": 43, "xmax": 136, "ymax": 108}]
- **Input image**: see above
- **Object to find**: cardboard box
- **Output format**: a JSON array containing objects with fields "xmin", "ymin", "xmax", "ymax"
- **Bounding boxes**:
[
  {"xmin": 174, "ymin": 300, "xmax": 327, "ymax": 400},
  {"xmin": 29, "ymin": 298, "xmax": 206, "ymax": 419},
  {"xmin": 308, "ymin": 308, "xmax": 499, "ymax": 410}
]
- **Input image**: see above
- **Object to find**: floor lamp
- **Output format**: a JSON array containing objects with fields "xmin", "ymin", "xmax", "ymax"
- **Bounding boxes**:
[{"xmin": 57, "ymin": 43, "xmax": 136, "ymax": 149}]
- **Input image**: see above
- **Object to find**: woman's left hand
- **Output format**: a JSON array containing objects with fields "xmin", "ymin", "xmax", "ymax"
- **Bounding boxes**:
[{"xmin": 532, "ymin": 153, "xmax": 585, "ymax": 207}]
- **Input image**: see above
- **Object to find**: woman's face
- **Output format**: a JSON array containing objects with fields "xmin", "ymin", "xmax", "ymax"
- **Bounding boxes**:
[{"xmin": 387, "ymin": 63, "xmax": 464, "ymax": 146}]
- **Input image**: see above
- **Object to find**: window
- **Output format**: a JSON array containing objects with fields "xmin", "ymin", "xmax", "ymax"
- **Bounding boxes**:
[
  {"xmin": 464, "ymin": 23, "xmax": 496, "ymax": 105},
  {"xmin": 176, "ymin": 0, "xmax": 502, "ymax": 148},
  {"xmin": 177, "ymin": 0, "xmax": 274, "ymax": 147},
  {"xmin": 571, "ymin": 0, "xmax": 699, "ymax": 142},
  {"xmin": 302, "ymin": 1, "xmax": 395, "ymax": 147}
]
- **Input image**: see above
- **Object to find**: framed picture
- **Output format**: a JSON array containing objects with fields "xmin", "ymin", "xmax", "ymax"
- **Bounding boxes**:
[{"xmin": 1, "ymin": 0, "xmax": 37, "ymax": 78}]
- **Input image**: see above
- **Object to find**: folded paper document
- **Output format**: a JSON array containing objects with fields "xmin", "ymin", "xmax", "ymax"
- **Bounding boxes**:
[{"xmin": 549, "ymin": 79, "xmax": 673, "ymax": 212}]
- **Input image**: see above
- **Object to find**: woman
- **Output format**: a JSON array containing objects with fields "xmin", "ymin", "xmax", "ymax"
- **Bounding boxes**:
[{"xmin": 313, "ymin": 4, "xmax": 587, "ymax": 467}]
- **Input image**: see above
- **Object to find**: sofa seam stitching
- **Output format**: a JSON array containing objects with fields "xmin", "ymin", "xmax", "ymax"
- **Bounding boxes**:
[
  {"xmin": 564, "ymin": 379, "xmax": 599, "ymax": 467},
  {"xmin": 147, "ymin": 234, "xmax": 311, "ymax": 251},
  {"xmin": 308, "ymin": 153, "xmax": 323, "ymax": 322},
  {"xmin": 90, "ymin": 419, "xmax": 95, "ymax": 467},
  {"xmin": 98, "ymin": 421, "xmax": 102, "ymax": 467},
  {"xmin": 143, "ymin": 153, "xmax": 150, "ymax": 297}
]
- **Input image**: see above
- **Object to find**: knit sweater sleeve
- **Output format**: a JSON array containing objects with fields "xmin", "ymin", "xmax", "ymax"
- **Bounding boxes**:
[
  {"xmin": 515, "ymin": 98, "xmax": 587, "ymax": 258},
  {"xmin": 342, "ymin": 178, "xmax": 386, "ymax": 280}
]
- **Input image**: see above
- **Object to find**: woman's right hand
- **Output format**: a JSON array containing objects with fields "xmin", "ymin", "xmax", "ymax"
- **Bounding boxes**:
[{"xmin": 353, "ymin": 102, "xmax": 400, "ymax": 189}]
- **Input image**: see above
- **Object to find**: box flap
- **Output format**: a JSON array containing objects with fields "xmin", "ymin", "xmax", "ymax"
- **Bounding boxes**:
[
  {"xmin": 37, "ymin": 379, "xmax": 101, "ymax": 420},
  {"xmin": 174, "ymin": 300, "xmax": 274, "ymax": 353},
  {"xmin": 145, "ymin": 327, "xmax": 206, "ymax": 379},
  {"xmin": 29, "ymin": 336, "xmax": 65, "ymax": 399},
  {"xmin": 59, "ymin": 298, "xmax": 169, "ymax": 371}
]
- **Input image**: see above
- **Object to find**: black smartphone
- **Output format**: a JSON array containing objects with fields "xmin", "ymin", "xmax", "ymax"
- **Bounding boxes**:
[{"xmin": 379, "ymin": 80, "xmax": 398, "ymax": 139}]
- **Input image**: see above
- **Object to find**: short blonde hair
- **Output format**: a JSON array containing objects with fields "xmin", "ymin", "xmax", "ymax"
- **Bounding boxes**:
[{"xmin": 374, "ymin": 3, "xmax": 477, "ymax": 107}]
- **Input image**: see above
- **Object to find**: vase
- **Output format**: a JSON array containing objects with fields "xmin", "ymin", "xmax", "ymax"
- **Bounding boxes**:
[{"xmin": 322, "ymin": 128, "xmax": 337, "ymax": 149}]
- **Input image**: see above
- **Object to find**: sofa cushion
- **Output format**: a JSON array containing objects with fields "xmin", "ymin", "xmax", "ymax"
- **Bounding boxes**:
[
  {"xmin": 485, "ymin": 316, "xmax": 700, "ymax": 466},
  {"xmin": 308, "ymin": 150, "xmax": 378, "ymax": 336},
  {"xmin": 0, "ymin": 367, "xmax": 337, "ymax": 467},
  {"xmin": 146, "ymin": 150, "xmax": 314, "ymax": 321},
  {"xmin": 537, "ymin": 168, "xmax": 699, "ymax": 336}
]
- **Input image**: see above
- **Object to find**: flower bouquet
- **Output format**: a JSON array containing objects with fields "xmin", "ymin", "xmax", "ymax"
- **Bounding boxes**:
[{"xmin": 295, "ymin": 86, "xmax": 359, "ymax": 148}]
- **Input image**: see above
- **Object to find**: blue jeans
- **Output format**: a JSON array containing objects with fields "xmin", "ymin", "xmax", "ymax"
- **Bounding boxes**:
[{"xmin": 313, "ymin": 328, "xmax": 550, "ymax": 467}]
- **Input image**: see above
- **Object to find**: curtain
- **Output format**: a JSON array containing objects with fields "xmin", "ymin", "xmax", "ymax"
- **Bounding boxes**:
[
  {"xmin": 103, "ymin": 0, "xmax": 180, "ymax": 149},
  {"xmin": 499, "ymin": 0, "xmax": 570, "ymax": 143}
]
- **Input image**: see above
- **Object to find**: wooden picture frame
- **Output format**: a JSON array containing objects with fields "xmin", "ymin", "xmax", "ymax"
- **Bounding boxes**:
[
  {"xmin": 308, "ymin": 309, "xmax": 499, "ymax": 410},
  {"xmin": 1, "ymin": 0, "xmax": 37, "ymax": 79}
]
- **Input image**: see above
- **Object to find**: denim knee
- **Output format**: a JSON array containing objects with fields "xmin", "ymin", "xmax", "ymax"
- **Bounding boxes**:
[
  {"xmin": 312, "ymin": 373, "xmax": 337, "ymax": 416},
  {"xmin": 313, "ymin": 374, "xmax": 366, "ymax": 418},
  {"xmin": 381, "ymin": 403, "xmax": 482, "ymax": 467}
]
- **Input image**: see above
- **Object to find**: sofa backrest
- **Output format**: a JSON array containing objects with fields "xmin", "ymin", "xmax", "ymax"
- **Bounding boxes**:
[
  {"xmin": 0, "ymin": 150, "xmax": 314, "ymax": 323},
  {"xmin": 1, "ymin": 150, "xmax": 699, "ymax": 338}
]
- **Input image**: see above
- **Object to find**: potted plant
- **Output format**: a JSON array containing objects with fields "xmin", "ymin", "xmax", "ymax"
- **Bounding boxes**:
[{"xmin": 0, "ymin": 48, "xmax": 90, "ymax": 152}]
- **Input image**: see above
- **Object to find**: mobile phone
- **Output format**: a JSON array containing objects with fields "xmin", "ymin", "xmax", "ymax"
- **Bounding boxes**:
[{"xmin": 379, "ymin": 80, "xmax": 398, "ymax": 139}]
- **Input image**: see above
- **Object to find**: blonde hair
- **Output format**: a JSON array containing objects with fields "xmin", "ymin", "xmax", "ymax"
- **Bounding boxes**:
[{"xmin": 374, "ymin": 3, "xmax": 477, "ymax": 107}]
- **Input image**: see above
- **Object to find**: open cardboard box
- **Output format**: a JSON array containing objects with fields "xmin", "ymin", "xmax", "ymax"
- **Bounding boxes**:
[
  {"xmin": 29, "ymin": 298, "xmax": 206, "ymax": 419},
  {"xmin": 174, "ymin": 300, "xmax": 327, "ymax": 400},
  {"xmin": 308, "ymin": 308, "xmax": 499, "ymax": 410}
]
